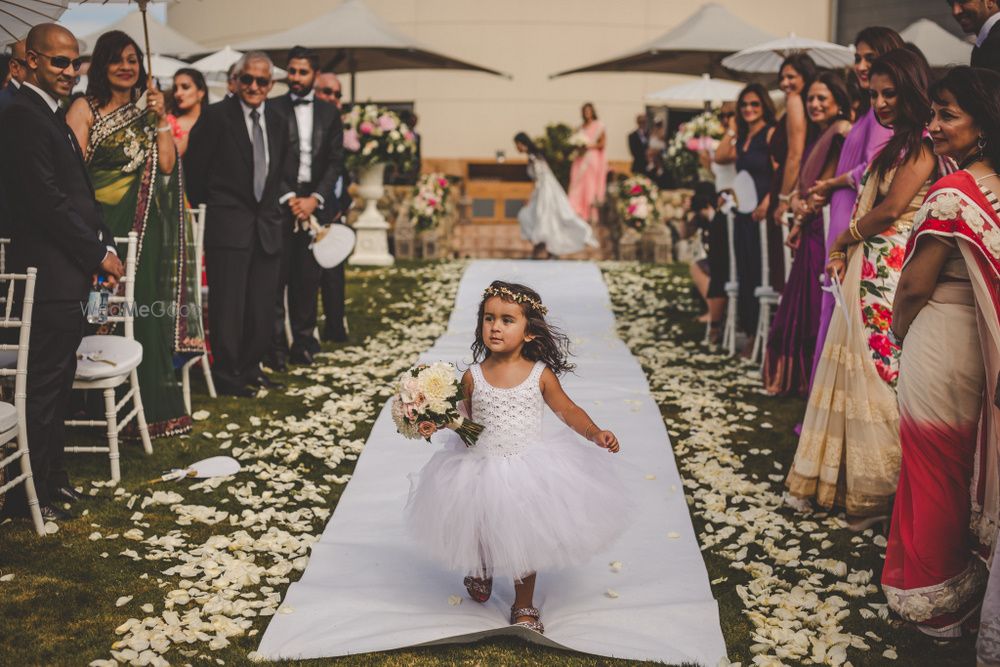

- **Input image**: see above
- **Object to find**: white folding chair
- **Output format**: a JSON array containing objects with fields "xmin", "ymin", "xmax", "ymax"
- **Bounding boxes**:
[
  {"xmin": 180, "ymin": 204, "xmax": 216, "ymax": 413},
  {"xmin": 751, "ymin": 218, "xmax": 781, "ymax": 367},
  {"xmin": 0, "ymin": 237, "xmax": 9, "ymax": 273},
  {"xmin": 719, "ymin": 199, "xmax": 739, "ymax": 356},
  {"xmin": 0, "ymin": 267, "xmax": 45, "ymax": 535},
  {"xmin": 65, "ymin": 232, "xmax": 152, "ymax": 481}
]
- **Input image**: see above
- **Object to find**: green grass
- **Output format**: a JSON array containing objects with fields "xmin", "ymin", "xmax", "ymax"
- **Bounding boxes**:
[{"xmin": 0, "ymin": 261, "xmax": 977, "ymax": 667}]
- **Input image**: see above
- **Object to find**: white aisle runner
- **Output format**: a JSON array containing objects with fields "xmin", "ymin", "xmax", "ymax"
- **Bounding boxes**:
[{"xmin": 257, "ymin": 261, "xmax": 728, "ymax": 665}]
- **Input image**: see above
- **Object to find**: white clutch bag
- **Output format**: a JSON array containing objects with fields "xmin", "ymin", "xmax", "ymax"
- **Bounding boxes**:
[{"xmin": 309, "ymin": 216, "xmax": 356, "ymax": 269}]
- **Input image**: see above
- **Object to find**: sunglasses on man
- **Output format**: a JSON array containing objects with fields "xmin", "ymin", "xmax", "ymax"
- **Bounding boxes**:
[
  {"xmin": 317, "ymin": 87, "xmax": 343, "ymax": 99},
  {"xmin": 238, "ymin": 73, "xmax": 272, "ymax": 88},
  {"xmin": 30, "ymin": 51, "xmax": 84, "ymax": 72}
]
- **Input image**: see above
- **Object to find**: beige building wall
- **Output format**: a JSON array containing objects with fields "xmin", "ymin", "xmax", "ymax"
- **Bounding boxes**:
[{"xmin": 168, "ymin": 0, "xmax": 833, "ymax": 163}]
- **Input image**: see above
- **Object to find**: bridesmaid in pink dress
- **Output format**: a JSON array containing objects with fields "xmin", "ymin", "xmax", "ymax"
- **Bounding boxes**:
[{"xmin": 568, "ymin": 103, "xmax": 608, "ymax": 221}]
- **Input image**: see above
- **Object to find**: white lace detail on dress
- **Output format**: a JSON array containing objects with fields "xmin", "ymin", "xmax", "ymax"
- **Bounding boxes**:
[{"xmin": 470, "ymin": 361, "xmax": 545, "ymax": 458}]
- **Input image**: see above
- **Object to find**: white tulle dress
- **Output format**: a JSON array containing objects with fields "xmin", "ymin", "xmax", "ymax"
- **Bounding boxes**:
[
  {"xmin": 517, "ymin": 155, "xmax": 599, "ymax": 256},
  {"xmin": 405, "ymin": 361, "xmax": 629, "ymax": 581}
]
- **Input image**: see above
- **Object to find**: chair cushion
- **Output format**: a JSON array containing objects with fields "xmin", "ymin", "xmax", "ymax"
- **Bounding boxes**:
[
  {"xmin": 0, "ymin": 350, "xmax": 16, "ymax": 369},
  {"xmin": 75, "ymin": 336, "xmax": 143, "ymax": 381},
  {"xmin": 0, "ymin": 401, "xmax": 17, "ymax": 434}
]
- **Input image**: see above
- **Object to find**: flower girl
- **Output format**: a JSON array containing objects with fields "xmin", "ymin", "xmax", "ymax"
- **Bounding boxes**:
[
  {"xmin": 405, "ymin": 281, "xmax": 627, "ymax": 634},
  {"xmin": 514, "ymin": 132, "xmax": 599, "ymax": 259}
]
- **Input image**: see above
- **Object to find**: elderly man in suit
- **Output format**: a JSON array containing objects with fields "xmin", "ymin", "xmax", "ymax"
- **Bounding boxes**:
[
  {"xmin": 0, "ymin": 24, "xmax": 124, "ymax": 522},
  {"xmin": 184, "ymin": 51, "xmax": 292, "ymax": 397},
  {"xmin": 267, "ymin": 46, "xmax": 344, "ymax": 370},
  {"xmin": 950, "ymin": 0, "xmax": 1000, "ymax": 72}
]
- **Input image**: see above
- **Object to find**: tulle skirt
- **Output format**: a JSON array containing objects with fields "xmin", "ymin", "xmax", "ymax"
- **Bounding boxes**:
[{"xmin": 405, "ymin": 429, "xmax": 629, "ymax": 581}]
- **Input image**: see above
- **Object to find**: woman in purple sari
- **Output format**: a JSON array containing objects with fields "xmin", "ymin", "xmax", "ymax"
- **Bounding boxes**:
[
  {"xmin": 763, "ymin": 72, "xmax": 853, "ymax": 396},
  {"xmin": 806, "ymin": 27, "xmax": 904, "ymax": 388}
]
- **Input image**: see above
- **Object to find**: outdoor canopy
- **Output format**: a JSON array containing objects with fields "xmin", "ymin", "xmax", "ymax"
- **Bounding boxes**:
[
  {"xmin": 645, "ymin": 73, "xmax": 744, "ymax": 108},
  {"xmin": 900, "ymin": 19, "xmax": 973, "ymax": 69},
  {"xmin": 232, "ymin": 0, "xmax": 510, "ymax": 102},
  {"xmin": 721, "ymin": 33, "xmax": 854, "ymax": 73},
  {"xmin": 78, "ymin": 9, "xmax": 205, "ymax": 58},
  {"xmin": 0, "ymin": 0, "xmax": 68, "ymax": 47},
  {"xmin": 549, "ymin": 2, "xmax": 776, "ymax": 79}
]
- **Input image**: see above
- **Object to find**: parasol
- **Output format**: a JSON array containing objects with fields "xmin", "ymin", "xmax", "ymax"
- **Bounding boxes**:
[{"xmin": 722, "ymin": 33, "xmax": 854, "ymax": 73}]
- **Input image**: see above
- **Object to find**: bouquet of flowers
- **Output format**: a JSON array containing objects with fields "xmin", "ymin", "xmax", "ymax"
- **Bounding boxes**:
[
  {"xmin": 616, "ymin": 174, "xmax": 660, "ymax": 233},
  {"xmin": 664, "ymin": 109, "xmax": 725, "ymax": 185},
  {"xmin": 567, "ymin": 130, "xmax": 589, "ymax": 157},
  {"xmin": 342, "ymin": 104, "xmax": 418, "ymax": 173},
  {"xmin": 391, "ymin": 362, "xmax": 484, "ymax": 447},
  {"xmin": 409, "ymin": 173, "xmax": 452, "ymax": 232}
]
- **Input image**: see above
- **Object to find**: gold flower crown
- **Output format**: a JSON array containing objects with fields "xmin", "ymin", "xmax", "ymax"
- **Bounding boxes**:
[{"xmin": 482, "ymin": 285, "xmax": 548, "ymax": 316}]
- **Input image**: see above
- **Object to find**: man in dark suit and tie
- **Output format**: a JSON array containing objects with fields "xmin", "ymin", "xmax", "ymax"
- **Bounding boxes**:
[
  {"xmin": 184, "ymin": 51, "xmax": 292, "ymax": 396},
  {"xmin": 0, "ymin": 24, "xmax": 124, "ymax": 522},
  {"xmin": 268, "ymin": 47, "xmax": 344, "ymax": 370},
  {"xmin": 628, "ymin": 114, "xmax": 648, "ymax": 176},
  {"xmin": 0, "ymin": 40, "xmax": 27, "ymax": 112},
  {"xmin": 951, "ymin": 0, "xmax": 1000, "ymax": 72}
]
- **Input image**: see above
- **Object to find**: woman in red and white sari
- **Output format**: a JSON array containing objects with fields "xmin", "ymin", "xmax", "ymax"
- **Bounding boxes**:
[{"xmin": 881, "ymin": 67, "xmax": 1000, "ymax": 641}]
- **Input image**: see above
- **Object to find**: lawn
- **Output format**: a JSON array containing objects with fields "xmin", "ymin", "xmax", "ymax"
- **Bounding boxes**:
[{"xmin": 0, "ymin": 260, "xmax": 976, "ymax": 667}]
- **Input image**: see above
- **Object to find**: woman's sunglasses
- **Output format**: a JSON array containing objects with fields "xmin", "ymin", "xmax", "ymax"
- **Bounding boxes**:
[
  {"xmin": 238, "ymin": 73, "xmax": 271, "ymax": 88},
  {"xmin": 30, "ymin": 51, "xmax": 83, "ymax": 71}
]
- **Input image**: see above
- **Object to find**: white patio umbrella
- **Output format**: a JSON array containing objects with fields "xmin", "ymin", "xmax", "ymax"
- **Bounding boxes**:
[
  {"xmin": 646, "ymin": 73, "xmax": 744, "ymax": 109},
  {"xmin": 147, "ymin": 53, "xmax": 186, "ymax": 77},
  {"xmin": 233, "ymin": 0, "xmax": 509, "ymax": 102},
  {"xmin": 0, "ymin": 0, "xmax": 69, "ymax": 47},
  {"xmin": 722, "ymin": 33, "xmax": 854, "ymax": 73},
  {"xmin": 900, "ymin": 19, "xmax": 973, "ymax": 69},
  {"xmin": 190, "ymin": 45, "xmax": 287, "ymax": 80},
  {"xmin": 550, "ymin": 2, "xmax": 775, "ymax": 79}
]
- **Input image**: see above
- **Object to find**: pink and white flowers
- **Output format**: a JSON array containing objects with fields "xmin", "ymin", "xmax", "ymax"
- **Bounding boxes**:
[
  {"xmin": 391, "ymin": 362, "xmax": 483, "ymax": 446},
  {"xmin": 616, "ymin": 174, "xmax": 660, "ymax": 233},
  {"xmin": 342, "ymin": 104, "xmax": 417, "ymax": 172},
  {"xmin": 409, "ymin": 173, "xmax": 453, "ymax": 232}
]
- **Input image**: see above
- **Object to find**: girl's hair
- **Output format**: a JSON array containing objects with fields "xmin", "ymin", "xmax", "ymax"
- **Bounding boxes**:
[
  {"xmin": 868, "ymin": 48, "xmax": 932, "ymax": 177},
  {"xmin": 807, "ymin": 71, "xmax": 852, "ymax": 128},
  {"xmin": 471, "ymin": 281, "xmax": 575, "ymax": 375},
  {"xmin": 778, "ymin": 53, "xmax": 818, "ymax": 97},
  {"xmin": 930, "ymin": 66, "xmax": 1000, "ymax": 169},
  {"xmin": 582, "ymin": 102, "xmax": 597, "ymax": 120},
  {"xmin": 513, "ymin": 131, "xmax": 541, "ymax": 156},
  {"xmin": 87, "ymin": 30, "xmax": 147, "ymax": 106},
  {"xmin": 172, "ymin": 67, "xmax": 209, "ymax": 115},
  {"xmin": 735, "ymin": 83, "xmax": 776, "ymax": 143},
  {"xmin": 853, "ymin": 26, "xmax": 905, "ymax": 113}
]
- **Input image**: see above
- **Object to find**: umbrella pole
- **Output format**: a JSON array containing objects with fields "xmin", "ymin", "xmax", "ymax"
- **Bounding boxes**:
[{"xmin": 138, "ymin": 0, "xmax": 153, "ymax": 83}]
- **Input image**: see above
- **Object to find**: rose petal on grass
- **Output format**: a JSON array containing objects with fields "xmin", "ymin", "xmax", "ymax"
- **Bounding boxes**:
[
  {"xmin": 192, "ymin": 410, "xmax": 210, "ymax": 420},
  {"xmin": 605, "ymin": 588, "xmax": 619, "ymax": 599},
  {"xmin": 447, "ymin": 595, "xmax": 462, "ymax": 606},
  {"xmin": 115, "ymin": 596, "xmax": 133, "ymax": 607}
]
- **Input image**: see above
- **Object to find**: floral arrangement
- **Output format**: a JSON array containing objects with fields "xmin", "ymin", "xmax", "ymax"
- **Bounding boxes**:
[
  {"xmin": 616, "ymin": 174, "xmax": 661, "ymax": 233},
  {"xmin": 567, "ymin": 130, "xmax": 589, "ymax": 158},
  {"xmin": 664, "ymin": 109, "xmax": 725, "ymax": 186},
  {"xmin": 409, "ymin": 173, "xmax": 453, "ymax": 232},
  {"xmin": 391, "ymin": 362, "xmax": 484, "ymax": 447},
  {"xmin": 342, "ymin": 104, "xmax": 417, "ymax": 173}
]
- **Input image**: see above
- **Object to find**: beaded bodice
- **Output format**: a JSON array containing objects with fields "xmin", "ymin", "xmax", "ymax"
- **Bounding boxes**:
[{"xmin": 470, "ymin": 361, "xmax": 545, "ymax": 458}]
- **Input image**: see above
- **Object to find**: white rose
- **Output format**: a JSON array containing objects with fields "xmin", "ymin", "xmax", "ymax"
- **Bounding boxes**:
[{"xmin": 417, "ymin": 363, "xmax": 459, "ymax": 405}]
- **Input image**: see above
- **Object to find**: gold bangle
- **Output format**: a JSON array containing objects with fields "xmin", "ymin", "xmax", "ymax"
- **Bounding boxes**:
[
  {"xmin": 849, "ymin": 219, "xmax": 864, "ymax": 242},
  {"xmin": 828, "ymin": 251, "xmax": 846, "ymax": 261}
]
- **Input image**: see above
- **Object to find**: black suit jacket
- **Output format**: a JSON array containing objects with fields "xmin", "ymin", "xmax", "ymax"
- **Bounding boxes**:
[
  {"xmin": 628, "ymin": 129, "xmax": 648, "ymax": 175},
  {"xmin": 183, "ymin": 96, "xmax": 292, "ymax": 254},
  {"xmin": 0, "ymin": 83, "xmax": 17, "ymax": 113},
  {"xmin": 271, "ymin": 94, "xmax": 344, "ymax": 225},
  {"xmin": 973, "ymin": 21, "xmax": 1000, "ymax": 73},
  {"xmin": 0, "ymin": 86, "xmax": 113, "ymax": 303}
]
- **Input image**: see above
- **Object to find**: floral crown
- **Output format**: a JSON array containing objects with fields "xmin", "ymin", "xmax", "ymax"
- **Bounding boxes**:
[{"xmin": 482, "ymin": 285, "xmax": 548, "ymax": 316}]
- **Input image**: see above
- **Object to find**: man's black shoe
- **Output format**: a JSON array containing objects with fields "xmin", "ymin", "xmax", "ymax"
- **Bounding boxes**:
[
  {"xmin": 251, "ymin": 372, "xmax": 285, "ymax": 390},
  {"xmin": 39, "ymin": 504, "xmax": 72, "ymax": 521},
  {"xmin": 52, "ymin": 486, "xmax": 83, "ymax": 503},
  {"xmin": 262, "ymin": 353, "xmax": 287, "ymax": 373},
  {"xmin": 289, "ymin": 349, "xmax": 315, "ymax": 366}
]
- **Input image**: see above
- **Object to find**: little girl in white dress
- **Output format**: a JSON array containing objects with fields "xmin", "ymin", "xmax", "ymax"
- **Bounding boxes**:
[{"xmin": 405, "ymin": 281, "xmax": 628, "ymax": 634}]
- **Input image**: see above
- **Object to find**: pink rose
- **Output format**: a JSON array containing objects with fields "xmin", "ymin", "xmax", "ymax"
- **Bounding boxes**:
[
  {"xmin": 861, "ymin": 259, "xmax": 876, "ymax": 280},
  {"xmin": 343, "ymin": 128, "xmax": 361, "ymax": 152},
  {"xmin": 359, "ymin": 121, "xmax": 375, "ymax": 135},
  {"xmin": 627, "ymin": 203, "xmax": 637, "ymax": 215},
  {"xmin": 417, "ymin": 421, "xmax": 437, "ymax": 438},
  {"xmin": 437, "ymin": 177, "xmax": 448, "ymax": 187},
  {"xmin": 427, "ymin": 198, "xmax": 437, "ymax": 207},
  {"xmin": 378, "ymin": 114, "xmax": 397, "ymax": 131},
  {"xmin": 404, "ymin": 131, "xmax": 415, "ymax": 142},
  {"xmin": 629, "ymin": 185, "xmax": 642, "ymax": 195}
]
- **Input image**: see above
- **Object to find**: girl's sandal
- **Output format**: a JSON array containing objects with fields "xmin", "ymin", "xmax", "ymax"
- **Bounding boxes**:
[
  {"xmin": 463, "ymin": 575, "xmax": 493, "ymax": 603},
  {"xmin": 509, "ymin": 605, "xmax": 545, "ymax": 634}
]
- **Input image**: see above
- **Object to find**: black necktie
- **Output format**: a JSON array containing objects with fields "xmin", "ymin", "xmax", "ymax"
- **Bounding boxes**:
[{"xmin": 250, "ymin": 108, "xmax": 266, "ymax": 201}]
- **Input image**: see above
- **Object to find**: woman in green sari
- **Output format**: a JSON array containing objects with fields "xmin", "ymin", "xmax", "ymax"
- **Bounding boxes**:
[{"xmin": 67, "ymin": 30, "xmax": 204, "ymax": 438}]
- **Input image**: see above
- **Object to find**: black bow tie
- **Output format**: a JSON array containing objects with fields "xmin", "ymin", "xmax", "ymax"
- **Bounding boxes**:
[{"xmin": 292, "ymin": 97, "xmax": 311, "ymax": 106}]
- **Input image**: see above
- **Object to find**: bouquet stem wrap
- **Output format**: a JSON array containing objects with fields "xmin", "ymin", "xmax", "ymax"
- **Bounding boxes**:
[{"xmin": 448, "ymin": 416, "xmax": 485, "ymax": 448}]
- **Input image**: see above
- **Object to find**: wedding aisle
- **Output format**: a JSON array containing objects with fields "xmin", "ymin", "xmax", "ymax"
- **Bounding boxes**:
[{"xmin": 257, "ymin": 260, "xmax": 728, "ymax": 665}]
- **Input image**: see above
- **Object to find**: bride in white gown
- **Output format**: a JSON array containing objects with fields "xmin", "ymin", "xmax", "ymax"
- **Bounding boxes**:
[{"xmin": 514, "ymin": 132, "xmax": 598, "ymax": 258}]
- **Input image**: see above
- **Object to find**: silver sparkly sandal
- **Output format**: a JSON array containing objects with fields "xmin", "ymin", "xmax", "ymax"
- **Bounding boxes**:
[{"xmin": 510, "ymin": 605, "xmax": 544, "ymax": 634}]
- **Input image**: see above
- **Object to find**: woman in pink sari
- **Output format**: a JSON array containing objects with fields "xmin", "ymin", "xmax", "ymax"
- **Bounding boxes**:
[
  {"xmin": 568, "ymin": 103, "xmax": 608, "ymax": 221},
  {"xmin": 882, "ymin": 67, "xmax": 1000, "ymax": 640}
]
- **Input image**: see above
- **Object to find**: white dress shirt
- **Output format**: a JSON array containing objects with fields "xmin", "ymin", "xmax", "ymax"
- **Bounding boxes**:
[
  {"xmin": 239, "ymin": 98, "xmax": 269, "ymax": 170},
  {"xmin": 291, "ymin": 91, "xmax": 314, "ymax": 184},
  {"xmin": 978, "ymin": 12, "xmax": 1000, "ymax": 47}
]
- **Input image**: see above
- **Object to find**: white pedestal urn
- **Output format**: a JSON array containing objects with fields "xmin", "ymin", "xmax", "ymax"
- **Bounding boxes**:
[{"xmin": 348, "ymin": 162, "xmax": 395, "ymax": 266}]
